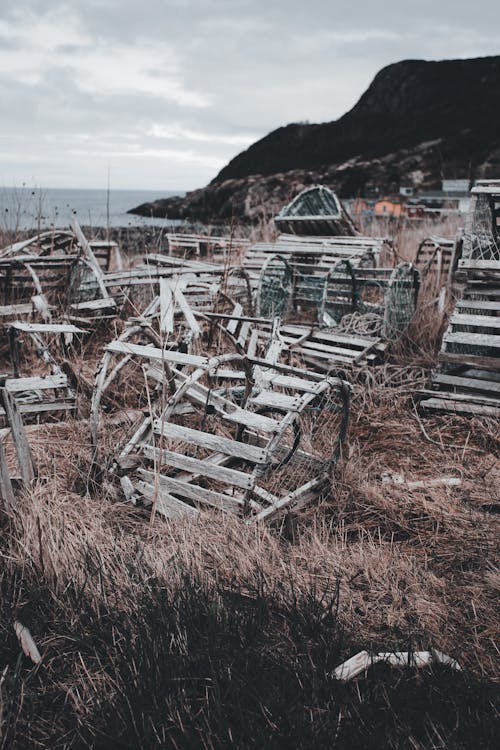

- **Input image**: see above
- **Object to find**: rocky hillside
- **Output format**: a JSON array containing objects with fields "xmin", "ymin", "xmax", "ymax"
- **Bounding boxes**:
[{"xmin": 130, "ymin": 55, "xmax": 500, "ymax": 224}]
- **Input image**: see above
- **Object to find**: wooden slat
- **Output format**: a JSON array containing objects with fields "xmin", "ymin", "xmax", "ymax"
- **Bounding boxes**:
[
  {"xmin": 106, "ymin": 340, "xmax": 209, "ymax": 367},
  {"xmin": 450, "ymin": 313, "xmax": 500, "ymax": 329},
  {"xmin": 2, "ymin": 389, "xmax": 35, "ymax": 484},
  {"xmin": 455, "ymin": 299, "xmax": 499, "ymax": 311},
  {"xmin": 136, "ymin": 480, "xmax": 199, "ymax": 519},
  {"xmin": 432, "ymin": 373, "xmax": 500, "ymax": 394},
  {"xmin": 5, "ymin": 374, "xmax": 68, "ymax": 392},
  {"xmin": 439, "ymin": 351, "xmax": 500, "ymax": 370},
  {"xmin": 262, "ymin": 373, "xmax": 321, "ymax": 392},
  {"xmin": 181, "ymin": 381, "xmax": 281, "ymax": 432},
  {"xmin": 0, "ymin": 439, "xmax": 15, "ymax": 509},
  {"xmin": 250, "ymin": 390, "xmax": 303, "ymax": 411},
  {"xmin": 152, "ymin": 419, "xmax": 268, "ymax": 464},
  {"xmin": 140, "ymin": 444, "xmax": 254, "ymax": 490},
  {"xmin": 70, "ymin": 298, "xmax": 117, "ymax": 311},
  {"xmin": 18, "ymin": 400, "xmax": 76, "ymax": 415},
  {"xmin": 159, "ymin": 278, "xmax": 174, "ymax": 334},
  {"xmin": 419, "ymin": 389, "xmax": 499, "ymax": 407},
  {"xmin": 443, "ymin": 332, "xmax": 500, "ymax": 348},
  {"xmin": 9, "ymin": 322, "xmax": 85, "ymax": 334},
  {"xmin": 173, "ymin": 286, "xmax": 202, "ymax": 336},
  {"xmin": 137, "ymin": 470, "xmax": 247, "ymax": 512},
  {"xmin": 253, "ymin": 475, "xmax": 327, "ymax": 522},
  {"xmin": 421, "ymin": 397, "xmax": 499, "ymax": 417}
]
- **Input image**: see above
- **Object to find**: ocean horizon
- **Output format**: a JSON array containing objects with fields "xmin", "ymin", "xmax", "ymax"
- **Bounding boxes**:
[{"xmin": 0, "ymin": 186, "xmax": 184, "ymax": 231}]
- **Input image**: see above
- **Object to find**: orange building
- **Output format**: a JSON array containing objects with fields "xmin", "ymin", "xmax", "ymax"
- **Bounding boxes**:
[{"xmin": 374, "ymin": 199, "xmax": 404, "ymax": 217}]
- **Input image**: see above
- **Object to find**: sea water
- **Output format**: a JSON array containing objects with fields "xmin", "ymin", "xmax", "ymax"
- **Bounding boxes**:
[{"xmin": 0, "ymin": 186, "xmax": 184, "ymax": 231}]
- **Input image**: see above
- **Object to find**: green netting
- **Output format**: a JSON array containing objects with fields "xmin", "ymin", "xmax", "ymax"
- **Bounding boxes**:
[
  {"xmin": 462, "ymin": 193, "xmax": 500, "ymax": 263},
  {"xmin": 257, "ymin": 255, "xmax": 293, "ymax": 318},
  {"xmin": 256, "ymin": 258, "xmax": 418, "ymax": 340},
  {"xmin": 382, "ymin": 263, "xmax": 419, "ymax": 339},
  {"xmin": 68, "ymin": 259, "xmax": 101, "ymax": 303},
  {"xmin": 321, "ymin": 259, "xmax": 356, "ymax": 324},
  {"xmin": 277, "ymin": 186, "xmax": 342, "ymax": 219}
]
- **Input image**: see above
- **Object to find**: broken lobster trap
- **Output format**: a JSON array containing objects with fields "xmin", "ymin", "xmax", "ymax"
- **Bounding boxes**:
[
  {"xmin": 0, "ymin": 223, "xmax": 119, "ymax": 326},
  {"xmin": 1, "ymin": 321, "xmax": 85, "ymax": 423},
  {"xmin": 0, "ymin": 321, "xmax": 85, "ymax": 503},
  {"xmin": 92, "ymin": 345, "xmax": 350, "ymax": 523}
]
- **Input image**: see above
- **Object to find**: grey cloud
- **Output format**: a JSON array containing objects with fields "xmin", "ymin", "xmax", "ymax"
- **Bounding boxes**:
[{"xmin": 0, "ymin": 0, "xmax": 498, "ymax": 189}]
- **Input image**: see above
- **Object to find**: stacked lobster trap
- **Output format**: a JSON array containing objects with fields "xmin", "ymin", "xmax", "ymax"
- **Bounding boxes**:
[{"xmin": 418, "ymin": 181, "xmax": 500, "ymax": 417}]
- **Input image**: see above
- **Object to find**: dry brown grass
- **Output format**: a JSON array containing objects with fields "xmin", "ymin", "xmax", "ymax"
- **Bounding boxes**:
[{"xmin": 0, "ymin": 217, "xmax": 498, "ymax": 748}]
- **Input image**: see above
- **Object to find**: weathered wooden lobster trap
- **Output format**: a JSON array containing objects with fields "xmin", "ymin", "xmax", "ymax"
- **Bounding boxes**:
[
  {"xmin": 1, "ymin": 322, "xmax": 83, "ymax": 426},
  {"xmin": 0, "ymin": 224, "xmax": 119, "ymax": 325},
  {"xmin": 94, "ymin": 348, "xmax": 350, "ymax": 523},
  {"xmin": 274, "ymin": 185, "xmax": 358, "ymax": 236},
  {"xmin": 256, "ymin": 255, "xmax": 420, "ymax": 337},
  {"xmin": 242, "ymin": 235, "xmax": 392, "ymax": 290},
  {"xmin": 415, "ymin": 235, "xmax": 461, "ymax": 293},
  {"xmin": 457, "ymin": 181, "xmax": 500, "ymax": 275},
  {"xmin": 419, "ymin": 181, "xmax": 500, "ymax": 417},
  {"xmin": 166, "ymin": 232, "xmax": 250, "ymax": 262}
]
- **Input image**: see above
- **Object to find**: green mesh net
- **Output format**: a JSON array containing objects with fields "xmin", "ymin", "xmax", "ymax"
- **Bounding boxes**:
[
  {"xmin": 382, "ymin": 263, "xmax": 419, "ymax": 339},
  {"xmin": 257, "ymin": 255, "xmax": 293, "ymax": 318}
]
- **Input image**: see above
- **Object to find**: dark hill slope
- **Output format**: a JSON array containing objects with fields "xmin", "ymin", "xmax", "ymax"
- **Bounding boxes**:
[
  {"xmin": 130, "ymin": 56, "xmax": 500, "ymax": 224},
  {"xmin": 214, "ymin": 56, "xmax": 500, "ymax": 183}
]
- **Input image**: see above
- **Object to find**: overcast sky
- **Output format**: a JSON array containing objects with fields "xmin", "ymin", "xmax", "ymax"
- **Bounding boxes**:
[{"xmin": 0, "ymin": 0, "xmax": 498, "ymax": 192}]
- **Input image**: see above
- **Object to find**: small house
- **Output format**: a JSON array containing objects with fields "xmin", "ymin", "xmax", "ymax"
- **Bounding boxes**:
[{"xmin": 374, "ymin": 199, "xmax": 404, "ymax": 218}]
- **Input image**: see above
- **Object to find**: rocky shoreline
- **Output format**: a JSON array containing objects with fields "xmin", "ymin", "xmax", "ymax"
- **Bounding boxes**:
[{"xmin": 128, "ymin": 55, "xmax": 500, "ymax": 225}]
